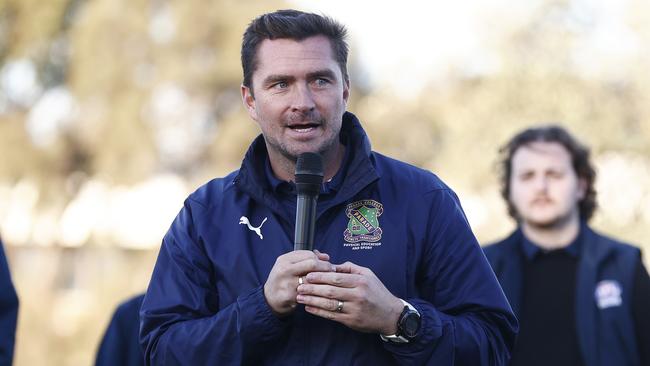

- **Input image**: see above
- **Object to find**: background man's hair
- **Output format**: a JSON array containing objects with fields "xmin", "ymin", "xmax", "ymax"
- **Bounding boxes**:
[
  {"xmin": 241, "ymin": 9, "xmax": 349, "ymax": 92},
  {"xmin": 498, "ymin": 125, "xmax": 597, "ymax": 222}
]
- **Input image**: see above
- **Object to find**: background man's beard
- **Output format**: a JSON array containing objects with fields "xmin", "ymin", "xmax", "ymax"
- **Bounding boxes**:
[{"xmin": 521, "ymin": 210, "xmax": 575, "ymax": 230}]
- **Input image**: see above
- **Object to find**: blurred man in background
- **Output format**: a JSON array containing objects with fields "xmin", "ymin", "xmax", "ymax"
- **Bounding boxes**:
[
  {"xmin": 0, "ymin": 236, "xmax": 18, "ymax": 365},
  {"xmin": 484, "ymin": 125, "xmax": 650, "ymax": 366},
  {"xmin": 139, "ymin": 9, "xmax": 517, "ymax": 365},
  {"xmin": 95, "ymin": 293, "xmax": 145, "ymax": 366}
]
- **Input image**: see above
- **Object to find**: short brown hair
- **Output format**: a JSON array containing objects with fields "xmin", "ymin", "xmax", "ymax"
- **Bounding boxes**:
[{"xmin": 241, "ymin": 10, "xmax": 349, "ymax": 91}]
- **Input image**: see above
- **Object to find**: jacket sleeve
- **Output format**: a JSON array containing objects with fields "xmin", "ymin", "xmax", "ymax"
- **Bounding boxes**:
[
  {"xmin": 0, "ymin": 239, "xmax": 18, "ymax": 366},
  {"xmin": 381, "ymin": 189, "xmax": 518, "ymax": 365},
  {"xmin": 139, "ymin": 199, "xmax": 289, "ymax": 365}
]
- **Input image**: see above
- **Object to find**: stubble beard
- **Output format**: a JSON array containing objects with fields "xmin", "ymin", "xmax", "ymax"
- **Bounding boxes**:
[
  {"xmin": 519, "ymin": 205, "xmax": 578, "ymax": 231},
  {"xmin": 275, "ymin": 117, "xmax": 340, "ymax": 162},
  {"xmin": 264, "ymin": 116, "xmax": 342, "ymax": 179}
]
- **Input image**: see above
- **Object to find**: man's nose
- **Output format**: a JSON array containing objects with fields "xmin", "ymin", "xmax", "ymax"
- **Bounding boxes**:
[
  {"xmin": 290, "ymin": 84, "xmax": 316, "ymax": 113},
  {"xmin": 533, "ymin": 176, "xmax": 549, "ymax": 191}
]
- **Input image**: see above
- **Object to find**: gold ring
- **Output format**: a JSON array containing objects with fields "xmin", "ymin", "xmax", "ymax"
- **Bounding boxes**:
[{"xmin": 335, "ymin": 300, "xmax": 344, "ymax": 313}]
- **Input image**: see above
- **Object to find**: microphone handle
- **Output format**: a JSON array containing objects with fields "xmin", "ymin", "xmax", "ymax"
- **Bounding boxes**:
[{"xmin": 294, "ymin": 194, "xmax": 318, "ymax": 251}]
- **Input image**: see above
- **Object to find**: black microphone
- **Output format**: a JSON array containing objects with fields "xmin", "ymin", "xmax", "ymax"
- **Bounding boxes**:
[{"xmin": 294, "ymin": 152, "xmax": 323, "ymax": 251}]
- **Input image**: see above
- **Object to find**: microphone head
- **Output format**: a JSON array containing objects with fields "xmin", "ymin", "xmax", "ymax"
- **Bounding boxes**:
[
  {"xmin": 296, "ymin": 152, "xmax": 324, "ymax": 177},
  {"xmin": 295, "ymin": 152, "xmax": 323, "ymax": 196}
]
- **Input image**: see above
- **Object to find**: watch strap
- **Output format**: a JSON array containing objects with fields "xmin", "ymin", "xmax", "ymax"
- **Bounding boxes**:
[{"xmin": 379, "ymin": 299, "xmax": 419, "ymax": 343}]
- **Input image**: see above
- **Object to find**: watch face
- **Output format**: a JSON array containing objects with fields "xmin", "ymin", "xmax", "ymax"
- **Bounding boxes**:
[{"xmin": 401, "ymin": 312, "xmax": 421, "ymax": 338}]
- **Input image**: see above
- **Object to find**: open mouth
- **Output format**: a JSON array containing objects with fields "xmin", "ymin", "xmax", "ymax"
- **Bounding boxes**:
[{"xmin": 288, "ymin": 123, "xmax": 320, "ymax": 132}]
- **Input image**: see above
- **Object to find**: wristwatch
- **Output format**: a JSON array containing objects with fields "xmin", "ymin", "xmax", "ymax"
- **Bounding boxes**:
[{"xmin": 380, "ymin": 299, "xmax": 421, "ymax": 343}]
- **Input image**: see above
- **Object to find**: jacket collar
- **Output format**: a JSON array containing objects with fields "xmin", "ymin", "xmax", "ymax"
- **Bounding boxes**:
[
  {"xmin": 234, "ymin": 111, "xmax": 379, "ymax": 220},
  {"xmin": 578, "ymin": 224, "xmax": 617, "ymax": 265},
  {"xmin": 520, "ymin": 225, "xmax": 583, "ymax": 260},
  {"xmin": 496, "ymin": 224, "xmax": 618, "ymax": 366},
  {"xmin": 496, "ymin": 223, "xmax": 609, "ymax": 308},
  {"xmin": 493, "ymin": 229, "xmax": 525, "ymax": 315},
  {"xmin": 575, "ymin": 224, "xmax": 618, "ymax": 366}
]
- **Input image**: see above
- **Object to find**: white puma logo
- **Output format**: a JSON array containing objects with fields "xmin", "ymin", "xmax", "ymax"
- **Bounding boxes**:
[{"xmin": 239, "ymin": 216, "xmax": 268, "ymax": 240}]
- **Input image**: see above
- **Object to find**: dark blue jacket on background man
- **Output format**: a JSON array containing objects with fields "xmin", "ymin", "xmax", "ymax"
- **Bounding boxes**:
[{"xmin": 485, "ymin": 225, "xmax": 648, "ymax": 366}]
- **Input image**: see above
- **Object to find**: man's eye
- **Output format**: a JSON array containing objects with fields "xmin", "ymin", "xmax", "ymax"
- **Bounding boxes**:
[
  {"xmin": 314, "ymin": 78, "xmax": 329, "ymax": 86},
  {"xmin": 518, "ymin": 172, "xmax": 534, "ymax": 181},
  {"xmin": 273, "ymin": 82, "xmax": 288, "ymax": 89}
]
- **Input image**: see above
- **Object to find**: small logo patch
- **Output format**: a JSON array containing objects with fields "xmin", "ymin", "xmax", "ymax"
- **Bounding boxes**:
[
  {"xmin": 343, "ymin": 200, "xmax": 383, "ymax": 243},
  {"xmin": 595, "ymin": 280, "xmax": 622, "ymax": 309},
  {"xmin": 239, "ymin": 216, "xmax": 267, "ymax": 240}
]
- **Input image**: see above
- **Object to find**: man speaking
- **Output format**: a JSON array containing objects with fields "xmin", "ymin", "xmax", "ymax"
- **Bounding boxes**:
[{"xmin": 140, "ymin": 10, "xmax": 517, "ymax": 365}]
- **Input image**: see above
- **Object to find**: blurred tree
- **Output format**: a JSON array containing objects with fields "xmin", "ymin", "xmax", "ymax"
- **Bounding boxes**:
[{"xmin": 423, "ymin": 0, "xmax": 650, "ymax": 189}]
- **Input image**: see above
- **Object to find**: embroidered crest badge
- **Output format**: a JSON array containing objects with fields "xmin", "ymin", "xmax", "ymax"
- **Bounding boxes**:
[
  {"xmin": 343, "ymin": 200, "xmax": 383, "ymax": 243},
  {"xmin": 595, "ymin": 280, "xmax": 622, "ymax": 309}
]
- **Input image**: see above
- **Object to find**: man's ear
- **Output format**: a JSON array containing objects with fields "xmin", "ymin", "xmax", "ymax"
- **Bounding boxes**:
[
  {"xmin": 241, "ymin": 84, "xmax": 257, "ymax": 121},
  {"xmin": 342, "ymin": 79, "xmax": 350, "ymax": 105}
]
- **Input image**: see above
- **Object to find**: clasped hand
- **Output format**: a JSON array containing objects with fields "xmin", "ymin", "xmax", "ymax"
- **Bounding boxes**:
[{"xmin": 263, "ymin": 250, "xmax": 403, "ymax": 335}]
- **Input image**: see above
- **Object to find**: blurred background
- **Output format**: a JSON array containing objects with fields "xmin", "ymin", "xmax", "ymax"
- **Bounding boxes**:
[{"xmin": 1, "ymin": 0, "xmax": 649, "ymax": 364}]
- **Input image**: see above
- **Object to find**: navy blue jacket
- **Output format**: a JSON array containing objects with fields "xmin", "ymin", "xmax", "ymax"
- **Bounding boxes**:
[
  {"xmin": 0, "ymin": 238, "xmax": 18, "ymax": 366},
  {"xmin": 141, "ymin": 112, "xmax": 517, "ymax": 365},
  {"xmin": 484, "ymin": 226, "xmax": 642, "ymax": 366},
  {"xmin": 96, "ymin": 294, "xmax": 145, "ymax": 366}
]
